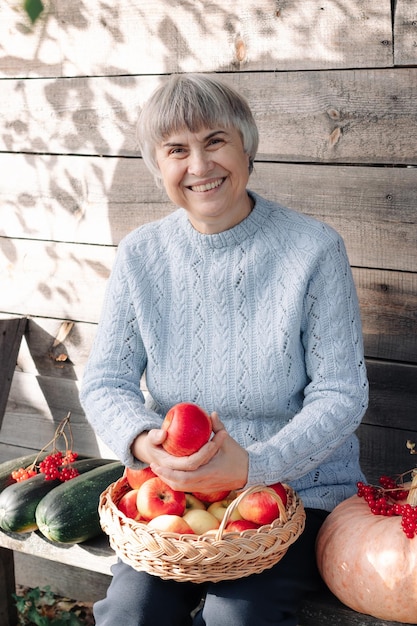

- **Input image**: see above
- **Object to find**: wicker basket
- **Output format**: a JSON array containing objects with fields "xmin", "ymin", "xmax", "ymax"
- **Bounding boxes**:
[{"xmin": 98, "ymin": 477, "xmax": 305, "ymax": 583}]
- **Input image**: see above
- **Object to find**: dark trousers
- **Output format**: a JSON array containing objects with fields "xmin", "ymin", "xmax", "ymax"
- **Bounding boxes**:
[{"xmin": 94, "ymin": 508, "xmax": 328, "ymax": 626}]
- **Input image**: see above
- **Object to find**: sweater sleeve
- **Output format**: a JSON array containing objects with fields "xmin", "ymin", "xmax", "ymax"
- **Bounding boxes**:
[
  {"xmin": 246, "ymin": 231, "xmax": 369, "ymax": 486},
  {"xmin": 79, "ymin": 239, "xmax": 162, "ymax": 467}
]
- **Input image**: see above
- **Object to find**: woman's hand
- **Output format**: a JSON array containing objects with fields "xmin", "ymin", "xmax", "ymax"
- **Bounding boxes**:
[{"xmin": 133, "ymin": 412, "xmax": 248, "ymax": 494}]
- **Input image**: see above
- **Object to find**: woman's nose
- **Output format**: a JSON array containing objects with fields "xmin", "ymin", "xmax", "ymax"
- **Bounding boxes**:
[{"xmin": 188, "ymin": 149, "xmax": 212, "ymax": 176}]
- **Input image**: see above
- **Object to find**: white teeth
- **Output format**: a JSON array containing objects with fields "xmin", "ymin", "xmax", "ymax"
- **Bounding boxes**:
[{"xmin": 190, "ymin": 179, "xmax": 223, "ymax": 192}]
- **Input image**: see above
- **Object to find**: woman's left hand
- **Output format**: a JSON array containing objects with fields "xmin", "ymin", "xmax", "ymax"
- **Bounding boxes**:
[{"xmin": 149, "ymin": 412, "xmax": 249, "ymax": 493}]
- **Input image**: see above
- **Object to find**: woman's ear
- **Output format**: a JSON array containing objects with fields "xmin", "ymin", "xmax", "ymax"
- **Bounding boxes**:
[{"xmin": 248, "ymin": 157, "xmax": 254, "ymax": 174}]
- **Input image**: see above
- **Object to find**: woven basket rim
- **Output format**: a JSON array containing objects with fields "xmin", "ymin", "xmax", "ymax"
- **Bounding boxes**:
[{"xmin": 99, "ymin": 476, "xmax": 306, "ymax": 583}]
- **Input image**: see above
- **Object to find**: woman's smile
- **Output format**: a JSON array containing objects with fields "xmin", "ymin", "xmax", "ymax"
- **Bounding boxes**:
[{"xmin": 187, "ymin": 177, "xmax": 225, "ymax": 193}]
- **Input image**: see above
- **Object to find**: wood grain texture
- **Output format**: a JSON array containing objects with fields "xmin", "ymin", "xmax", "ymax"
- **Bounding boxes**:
[
  {"xmin": 394, "ymin": 0, "xmax": 417, "ymax": 66},
  {"xmin": 0, "ymin": 318, "xmax": 27, "ymax": 427},
  {"xmin": 364, "ymin": 360, "xmax": 417, "ymax": 430},
  {"xmin": 2, "ymin": 155, "xmax": 416, "ymax": 271},
  {"xmin": 0, "ymin": 530, "xmax": 116, "ymax": 575},
  {"xmin": 0, "ymin": 0, "xmax": 392, "ymax": 79},
  {"xmin": 299, "ymin": 586, "xmax": 406, "ymax": 626},
  {"xmin": 1, "ymin": 69, "xmax": 417, "ymax": 163}
]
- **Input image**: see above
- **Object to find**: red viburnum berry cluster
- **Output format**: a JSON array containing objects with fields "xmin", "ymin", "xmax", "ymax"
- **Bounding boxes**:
[
  {"xmin": 357, "ymin": 475, "xmax": 417, "ymax": 539},
  {"xmin": 10, "ymin": 412, "xmax": 80, "ymax": 484},
  {"xmin": 12, "ymin": 450, "xmax": 79, "ymax": 482},
  {"xmin": 39, "ymin": 450, "xmax": 80, "ymax": 481}
]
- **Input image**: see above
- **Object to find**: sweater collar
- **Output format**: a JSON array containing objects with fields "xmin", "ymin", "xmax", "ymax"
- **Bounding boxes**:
[{"xmin": 180, "ymin": 191, "xmax": 269, "ymax": 249}]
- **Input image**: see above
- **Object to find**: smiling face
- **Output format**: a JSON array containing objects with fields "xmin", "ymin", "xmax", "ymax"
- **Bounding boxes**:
[{"xmin": 155, "ymin": 126, "xmax": 253, "ymax": 234}]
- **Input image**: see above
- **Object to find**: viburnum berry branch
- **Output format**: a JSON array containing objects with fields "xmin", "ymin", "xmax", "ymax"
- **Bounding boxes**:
[
  {"xmin": 11, "ymin": 412, "xmax": 80, "ymax": 483},
  {"xmin": 31, "ymin": 412, "xmax": 74, "ymax": 466}
]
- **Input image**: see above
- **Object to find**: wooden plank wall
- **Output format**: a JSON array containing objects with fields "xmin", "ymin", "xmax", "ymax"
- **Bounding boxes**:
[{"xmin": 0, "ymin": 0, "xmax": 416, "ymax": 484}]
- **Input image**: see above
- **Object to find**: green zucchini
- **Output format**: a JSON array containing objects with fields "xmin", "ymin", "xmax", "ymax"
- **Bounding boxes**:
[
  {"xmin": 0, "ymin": 457, "xmax": 114, "ymax": 533},
  {"xmin": 35, "ymin": 461, "xmax": 123, "ymax": 544},
  {"xmin": 0, "ymin": 452, "xmax": 49, "ymax": 494}
]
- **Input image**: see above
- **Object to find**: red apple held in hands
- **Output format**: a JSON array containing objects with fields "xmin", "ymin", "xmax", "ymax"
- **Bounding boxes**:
[
  {"xmin": 237, "ymin": 489, "xmax": 281, "ymax": 525},
  {"xmin": 147, "ymin": 514, "xmax": 194, "ymax": 534},
  {"xmin": 225, "ymin": 519, "xmax": 260, "ymax": 533},
  {"xmin": 161, "ymin": 402, "xmax": 212, "ymax": 456},
  {"xmin": 136, "ymin": 477, "xmax": 186, "ymax": 521},
  {"xmin": 117, "ymin": 489, "xmax": 141, "ymax": 521},
  {"xmin": 192, "ymin": 489, "xmax": 231, "ymax": 504},
  {"xmin": 124, "ymin": 465, "xmax": 156, "ymax": 490}
]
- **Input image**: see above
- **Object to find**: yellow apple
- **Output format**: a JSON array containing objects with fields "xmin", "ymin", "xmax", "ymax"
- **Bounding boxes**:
[
  {"xmin": 147, "ymin": 514, "xmax": 194, "ymax": 534},
  {"xmin": 208, "ymin": 498, "xmax": 243, "ymax": 523},
  {"xmin": 185, "ymin": 493, "xmax": 206, "ymax": 511},
  {"xmin": 183, "ymin": 509, "xmax": 220, "ymax": 535}
]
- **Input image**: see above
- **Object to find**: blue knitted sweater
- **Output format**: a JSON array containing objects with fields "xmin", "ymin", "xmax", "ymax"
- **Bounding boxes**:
[{"xmin": 80, "ymin": 191, "xmax": 369, "ymax": 511}]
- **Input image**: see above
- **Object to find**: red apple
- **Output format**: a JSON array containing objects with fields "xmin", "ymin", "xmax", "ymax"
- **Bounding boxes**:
[
  {"xmin": 147, "ymin": 514, "xmax": 194, "ymax": 534},
  {"xmin": 117, "ymin": 489, "xmax": 141, "ymax": 520},
  {"xmin": 225, "ymin": 519, "xmax": 260, "ymax": 533},
  {"xmin": 192, "ymin": 489, "xmax": 231, "ymax": 504},
  {"xmin": 269, "ymin": 482, "xmax": 287, "ymax": 508},
  {"xmin": 237, "ymin": 489, "xmax": 281, "ymax": 525},
  {"xmin": 161, "ymin": 402, "xmax": 212, "ymax": 456},
  {"xmin": 136, "ymin": 477, "xmax": 186, "ymax": 521},
  {"xmin": 124, "ymin": 465, "xmax": 156, "ymax": 490},
  {"xmin": 183, "ymin": 509, "xmax": 220, "ymax": 535}
]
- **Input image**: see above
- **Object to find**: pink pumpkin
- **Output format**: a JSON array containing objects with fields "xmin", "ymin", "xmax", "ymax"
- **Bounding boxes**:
[{"xmin": 316, "ymin": 493, "xmax": 417, "ymax": 623}]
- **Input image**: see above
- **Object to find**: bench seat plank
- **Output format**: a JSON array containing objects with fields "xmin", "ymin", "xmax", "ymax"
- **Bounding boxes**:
[{"xmin": 0, "ymin": 529, "xmax": 117, "ymax": 576}]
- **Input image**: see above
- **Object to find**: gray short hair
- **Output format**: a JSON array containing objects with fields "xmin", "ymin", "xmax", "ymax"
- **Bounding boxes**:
[{"xmin": 136, "ymin": 73, "xmax": 259, "ymax": 184}]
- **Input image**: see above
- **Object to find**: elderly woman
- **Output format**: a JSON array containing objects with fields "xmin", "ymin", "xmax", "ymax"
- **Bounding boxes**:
[{"xmin": 80, "ymin": 73, "xmax": 368, "ymax": 626}]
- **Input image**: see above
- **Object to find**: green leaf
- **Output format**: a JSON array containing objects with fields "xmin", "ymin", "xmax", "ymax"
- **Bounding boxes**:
[{"xmin": 24, "ymin": 0, "xmax": 44, "ymax": 24}]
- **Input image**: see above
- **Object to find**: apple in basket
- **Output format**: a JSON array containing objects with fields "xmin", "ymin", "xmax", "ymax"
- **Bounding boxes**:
[
  {"xmin": 207, "ymin": 497, "xmax": 243, "ymax": 523},
  {"xmin": 269, "ymin": 482, "xmax": 287, "ymax": 508},
  {"xmin": 185, "ymin": 493, "xmax": 207, "ymax": 511},
  {"xmin": 148, "ymin": 514, "xmax": 194, "ymax": 534},
  {"xmin": 136, "ymin": 477, "xmax": 186, "ymax": 521},
  {"xmin": 117, "ymin": 489, "xmax": 142, "ymax": 521},
  {"xmin": 225, "ymin": 519, "xmax": 260, "ymax": 533},
  {"xmin": 124, "ymin": 465, "xmax": 156, "ymax": 489},
  {"xmin": 237, "ymin": 483, "xmax": 287, "ymax": 525},
  {"xmin": 191, "ymin": 488, "xmax": 231, "ymax": 504},
  {"xmin": 183, "ymin": 509, "xmax": 220, "ymax": 534},
  {"xmin": 161, "ymin": 402, "xmax": 212, "ymax": 456}
]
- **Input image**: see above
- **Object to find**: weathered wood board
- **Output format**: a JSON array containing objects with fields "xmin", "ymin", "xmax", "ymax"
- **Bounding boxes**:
[
  {"xmin": 0, "ymin": 318, "xmax": 27, "ymax": 427},
  {"xmin": 2, "ymin": 156, "xmax": 416, "ymax": 271},
  {"xmin": 1, "ymin": 69, "xmax": 417, "ymax": 164},
  {"xmin": 14, "ymin": 552, "xmax": 111, "ymax": 603},
  {"xmin": 0, "ymin": 1, "xmax": 393, "ymax": 78},
  {"xmin": 394, "ymin": 0, "xmax": 417, "ymax": 66}
]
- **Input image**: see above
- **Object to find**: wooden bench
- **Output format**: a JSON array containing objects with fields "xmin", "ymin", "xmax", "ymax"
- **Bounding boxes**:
[{"xmin": 0, "ymin": 317, "xmax": 415, "ymax": 626}]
